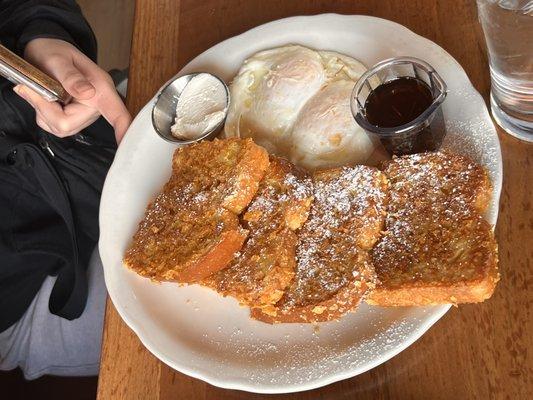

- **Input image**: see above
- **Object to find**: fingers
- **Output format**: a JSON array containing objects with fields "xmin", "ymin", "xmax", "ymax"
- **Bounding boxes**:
[
  {"xmin": 49, "ymin": 56, "xmax": 96, "ymax": 100},
  {"xmin": 25, "ymin": 39, "xmax": 96, "ymax": 100},
  {"xmin": 36, "ymin": 113, "xmax": 53, "ymax": 133},
  {"xmin": 16, "ymin": 44, "xmax": 132, "ymax": 143},
  {"xmin": 97, "ymin": 86, "xmax": 132, "ymax": 143},
  {"xmin": 14, "ymin": 84, "xmax": 64, "ymax": 119},
  {"xmin": 21, "ymin": 38, "xmax": 131, "ymax": 141},
  {"xmin": 58, "ymin": 103, "xmax": 100, "ymax": 136},
  {"xmin": 14, "ymin": 85, "xmax": 100, "ymax": 137},
  {"xmin": 72, "ymin": 53, "xmax": 132, "ymax": 143}
]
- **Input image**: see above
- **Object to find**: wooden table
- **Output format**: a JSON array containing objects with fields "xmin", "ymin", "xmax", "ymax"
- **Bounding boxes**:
[{"xmin": 97, "ymin": 1, "xmax": 532, "ymax": 399}]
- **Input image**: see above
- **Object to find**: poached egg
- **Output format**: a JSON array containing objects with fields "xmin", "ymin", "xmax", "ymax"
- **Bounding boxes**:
[{"xmin": 224, "ymin": 45, "xmax": 381, "ymax": 170}]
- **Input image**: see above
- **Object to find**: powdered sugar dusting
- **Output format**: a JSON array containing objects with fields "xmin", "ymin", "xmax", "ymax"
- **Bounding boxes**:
[
  {"xmin": 243, "ymin": 158, "xmax": 313, "ymax": 224},
  {"xmin": 372, "ymin": 151, "xmax": 495, "ymax": 285},
  {"xmin": 280, "ymin": 166, "xmax": 388, "ymax": 308},
  {"xmin": 209, "ymin": 157, "xmax": 313, "ymax": 306},
  {"xmin": 178, "ymin": 299, "xmax": 444, "ymax": 387}
]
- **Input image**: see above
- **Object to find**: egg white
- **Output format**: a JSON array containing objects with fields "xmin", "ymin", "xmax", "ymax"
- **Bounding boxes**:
[
  {"xmin": 224, "ymin": 45, "xmax": 377, "ymax": 169},
  {"xmin": 290, "ymin": 80, "xmax": 375, "ymax": 170},
  {"xmin": 225, "ymin": 46, "xmax": 325, "ymax": 154}
]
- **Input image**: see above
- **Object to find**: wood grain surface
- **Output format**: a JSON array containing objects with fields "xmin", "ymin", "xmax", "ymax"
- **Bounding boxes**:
[{"xmin": 97, "ymin": 1, "xmax": 533, "ymax": 399}]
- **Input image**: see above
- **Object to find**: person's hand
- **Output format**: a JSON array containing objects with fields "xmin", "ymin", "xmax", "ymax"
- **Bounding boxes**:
[{"xmin": 13, "ymin": 38, "xmax": 131, "ymax": 144}]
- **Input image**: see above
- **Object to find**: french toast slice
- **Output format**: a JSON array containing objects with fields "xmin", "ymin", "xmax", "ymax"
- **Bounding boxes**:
[
  {"xmin": 205, "ymin": 156, "xmax": 313, "ymax": 311},
  {"xmin": 124, "ymin": 138, "xmax": 269, "ymax": 283},
  {"xmin": 367, "ymin": 152, "xmax": 499, "ymax": 306},
  {"xmin": 253, "ymin": 165, "xmax": 388, "ymax": 323},
  {"xmin": 171, "ymin": 138, "xmax": 270, "ymax": 214}
]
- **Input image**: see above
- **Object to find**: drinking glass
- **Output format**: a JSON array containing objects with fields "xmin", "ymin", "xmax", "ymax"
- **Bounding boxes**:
[{"xmin": 477, "ymin": 0, "xmax": 533, "ymax": 142}]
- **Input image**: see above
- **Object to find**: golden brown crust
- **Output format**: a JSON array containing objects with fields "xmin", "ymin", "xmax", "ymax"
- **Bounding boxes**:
[
  {"xmin": 161, "ymin": 228, "xmax": 248, "ymax": 283},
  {"xmin": 127, "ymin": 142, "xmax": 499, "ymax": 319},
  {"xmin": 380, "ymin": 151, "xmax": 492, "ymax": 217},
  {"xmin": 222, "ymin": 141, "xmax": 271, "ymax": 214},
  {"xmin": 205, "ymin": 156, "xmax": 313, "ymax": 309},
  {"xmin": 253, "ymin": 165, "xmax": 388, "ymax": 323},
  {"xmin": 368, "ymin": 225, "xmax": 499, "ymax": 306},
  {"xmin": 368, "ymin": 231, "xmax": 499, "ymax": 306},
  {"xmin": 171, "ymin": 138, "xmax": 270, "ymax": 214},
  {"xmin": 205, "ymin": 229, "xmax": 298, "ymax": 307},
  {"xmin": 124, "ymin": 138, "xmax": 269, "ymax": 283},
  {"xmin": 252, "ymin": 255, "xmax": 375, "ymax": 323},
  {"xmin": 367, "ymin": 272, "xmax": 499, "ymax": 306},
  {"xmin": 369, "ymin": 152, "xmax": 499, "ymax": 306}
]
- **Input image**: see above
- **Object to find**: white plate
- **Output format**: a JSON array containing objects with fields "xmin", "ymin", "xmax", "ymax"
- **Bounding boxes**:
[{"xmin": 99, "ymin": 14, "xmax": 502, "ymax": 394}]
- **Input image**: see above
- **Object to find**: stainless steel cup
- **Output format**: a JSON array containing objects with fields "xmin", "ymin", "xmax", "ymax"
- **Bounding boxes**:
[{"xmin": 151, "ymin": 73, "xmax": 229, "ymax": 144}]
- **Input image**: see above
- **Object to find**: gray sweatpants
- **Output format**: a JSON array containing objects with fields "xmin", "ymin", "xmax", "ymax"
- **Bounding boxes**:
[{"xmin": 0, "ymin": 248, "xmax": 106, "ymax": 379}]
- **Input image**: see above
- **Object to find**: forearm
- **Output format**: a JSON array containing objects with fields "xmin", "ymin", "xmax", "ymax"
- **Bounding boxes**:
[{"xmin": 0, "ymin": 0, "xmax": 96, "ymax": 61}]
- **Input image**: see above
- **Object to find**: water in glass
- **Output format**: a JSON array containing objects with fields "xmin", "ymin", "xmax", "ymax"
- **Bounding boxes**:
[{"xmin": 477, "ymin": 0, "xmax": 533, "ymax": 141}]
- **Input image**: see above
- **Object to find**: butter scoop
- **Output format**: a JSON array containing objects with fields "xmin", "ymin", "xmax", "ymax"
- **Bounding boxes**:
[
  {"xmin": 152, "ymin": 72, "xmax": 229, "ymax": 144},
  {"xmin": 171, "ymin": 73, "xmax": 228, "ymax": 140}
]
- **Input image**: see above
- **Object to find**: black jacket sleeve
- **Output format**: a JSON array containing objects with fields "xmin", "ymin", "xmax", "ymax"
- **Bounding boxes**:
[
  {"xmin": 0, "ymin": 1, "xmax": 106, "ymax": 332},
  {"xmin": 0, "ymin": 0, "xmax": 97, "ymax": 61}
]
